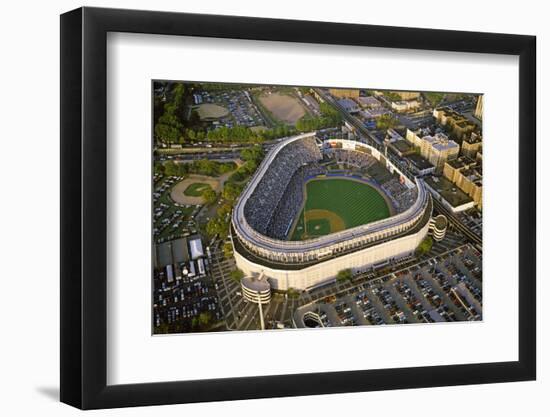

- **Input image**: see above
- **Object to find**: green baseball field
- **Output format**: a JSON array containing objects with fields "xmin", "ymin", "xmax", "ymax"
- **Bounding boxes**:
[{"xmin": 290, "ymin": 178, "xmax": 392, "ymax": 240}]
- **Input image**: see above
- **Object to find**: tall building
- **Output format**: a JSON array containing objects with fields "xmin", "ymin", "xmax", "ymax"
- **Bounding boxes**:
[
  {"xmin": 474, "ymin": 95, "xmax": 483, "ymax": 120},
  {"xmin": 433, "ymin": 106, "xmax": 477, "ymax": 140},
  {"xmin": 461, "ymin": 132, "xmax": 482, "ymax": 159},
  {"xmin": 422, "ymin": 133, "xmax": 460, "ymax": 171},
  {"xmin": 328, "ymin": 88, "xmax": 360, "ymax": 98},
  {"xmin": 443, "ymin": 157, "xmax": 483, "ymax": 209},
  {"xmin": 405, "ymin": 129, "xmax": 459, "ymax": 172}
]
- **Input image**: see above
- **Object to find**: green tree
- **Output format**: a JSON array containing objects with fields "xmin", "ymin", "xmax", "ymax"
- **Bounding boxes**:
[
  {"xmin": 384, "ymin": 91, "xmax": 402, "ymax": 101},
  {"xmin": 206, "ymin": 125, "xmax": 262, "ymax": 143},
  {"xmin": 163, "ymin": 160, "xmax": 179, "ymax": 176},
  {"xmin": 222, "ymin": 182, "xmax": 244, "ymax": 202},
  {"xmin": 295, "ymin": 102, "xmax": 342, "ymax": 132},
  {"xmin": 287, "ymin": 288, "xmax": 300, "ymax": 299},
  {"xmin": 240, "ymin": 145, "xmax": 264, "ymax": 163},
  {"xmin": 376, "ymin": 114, "xmax": 398, "ymax": 130},
  {"xmin": 154, "ymin": 162, "xmax": 165, "ymax": 175},
  {"xmin": 186, "ymin": 128, "xmax": 196, "ymax": 142},
  {"xmin": 154, "ymin": 83, "xmax": 187, "ymax": 143},
  {"xmin": 202, "ymin": 188, "xmax": 217, "ymax": 205},
  {"xmin": 416, "ymin": 236, "xmax": 433, "ymax": 256},
  {"xmin": 177, "ymin": 163, "xmax": 189, "ymax": 177},
  {"xmin": 155, "ymin": 122, "xmax": 180, "ymax": 143},
  {"xmin": 217, "ymin": 202, "xmax": 232, "ymax": 219},
  {"xmin": 230, "ymin": 269, "xmax": 244, "ymax": 283},
  {"xmin": 206, "ymin": 217, "xmax": 228, "ymax": 239},
  {"xmin": 198, "ymin": 312, "xmax": 212, "ymax": 327},
  {"xmin": 423, "ymin": 92, "xmax": 445, "ymax": 107},
  {"xmin": 336, "ymin": 268, "xmax": 353, "ymax": 282},
  {"xmin": 223, "ymin": 242, "xmax": 234, "ymax": 259}
]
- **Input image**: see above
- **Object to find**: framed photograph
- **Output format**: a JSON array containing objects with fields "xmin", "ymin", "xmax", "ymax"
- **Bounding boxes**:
[{"xmin": 60, "ymin": 6, "xmax": 536, "ymax": 409}]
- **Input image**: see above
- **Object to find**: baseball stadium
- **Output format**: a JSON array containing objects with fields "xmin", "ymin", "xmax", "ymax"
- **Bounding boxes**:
[{"xmin": 231, "ymin": 133, "xmax": 433, "ymax": 290}]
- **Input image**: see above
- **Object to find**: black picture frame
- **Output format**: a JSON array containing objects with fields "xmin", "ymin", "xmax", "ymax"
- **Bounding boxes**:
[{"xmin": 60, "ymin": 6, "xmax": 536, "ymax": 410}]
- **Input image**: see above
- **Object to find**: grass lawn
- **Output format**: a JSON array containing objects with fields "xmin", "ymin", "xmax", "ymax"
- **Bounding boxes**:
[
  {"xmin": 183, "ymin": 182, "xmax": 212, "ymax": 197},
  {"xmin": 290, "ymin": 178, "xmax": 390, "ymax": 240}
]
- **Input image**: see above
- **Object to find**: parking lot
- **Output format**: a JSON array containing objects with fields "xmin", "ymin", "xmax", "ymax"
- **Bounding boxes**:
[
  {"xmin": 153, "ymin": 174, "xmax": 199, "ymax": 243},
  {"xmin": 295, "ymin": 244, "xmax": 482, "ymax": 328},
  {"xmin": 195, "ymin": 89, "xmax": 267, "ymax": 129}
]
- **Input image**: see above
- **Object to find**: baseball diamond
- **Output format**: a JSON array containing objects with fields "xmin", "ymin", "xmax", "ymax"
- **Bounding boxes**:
[
  {"xmin": 231, "ymin": 133, "xmax": 432, "ymax": 290},
  {"xmin": 290, "ymin": 178, "xmax": 392, "ymax": 240}
]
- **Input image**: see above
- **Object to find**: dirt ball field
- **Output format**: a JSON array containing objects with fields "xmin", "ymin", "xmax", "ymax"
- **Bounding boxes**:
[
  {"xmin": 196, "ymin": 103, "xmax": 229, "ymax": 120},
  {"xmin": 170, "ymin": 175, "xmax": 221, "ymax": 205},
  {"xmin": 259, "ymin": 92, "xmax": 306, "ymax": 124}
]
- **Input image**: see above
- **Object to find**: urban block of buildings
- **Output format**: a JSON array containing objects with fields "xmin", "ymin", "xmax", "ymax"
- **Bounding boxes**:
[
  {"xmin": 338, "ymin": 98, "xmax": 360, "ymax": 114},
  {"xmin": 461, "ymin": 131, "xmax": 483, "ymax": 159},
  {"xmin": 391, "ymin": 99, "xmax": 420, "ymax": 113},
  {"xmin": 356, "ymin": 96, "xmax": 382, "ymax": 108},
  {"xmin": 443, "ymin": 156, "xmax": 483, "ymax": 209},
  {"xmin": 433, "ymin": 106, "xmax": 478, "ymax": 140},
  {"xmin": 329, "ymin": 88, "xmax": 360, "ymax": 98},
  {"xmin": 405, "ymin": 129, "xmax": 460, "ymax": 172}
]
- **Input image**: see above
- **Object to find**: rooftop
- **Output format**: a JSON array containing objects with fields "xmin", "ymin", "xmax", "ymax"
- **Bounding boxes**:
[
  {"xmin": 155, "ymin": 238, "xmax": 190, "ymax": 268},
  {"xmin": 423, "ymin": 133, "xmax": 459, "ymax": 152},
  {"xmin": 356, "ymin": 96, "xmax": 381, "ymax": 107},
  {"xmin": 392, "ymin": 139, "xmax": 413, "ymax": 154},
  {"xmin": 463, "ymin": 132, "xmax": 482, "ymax": 144},
  {"xmin": 433, "ymin": 214, "xmax": 448, "ymax": 230},
  {"xmin": 338, "ymin": 98, "xmax": 359, "ymax": 111},
  {"xmin": 447, "ymin": 156, "xmax": 474, "ymax": 169},
  {"xmin": 425, "ymin": 176, "xmax": 473, "ymax": 207},
  {"xmin": 407, "ymin": 153, "xmax": 434, "ymax": 170}
]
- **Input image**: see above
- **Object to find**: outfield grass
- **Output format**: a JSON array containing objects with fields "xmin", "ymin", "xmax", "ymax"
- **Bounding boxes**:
[
  {"xmin": 290, "ymin": 178, "xmax": 391, "ymax": 240},
  {"xmin": 183, "ymin": 182, "xmax": 212, "ymax": 197}
]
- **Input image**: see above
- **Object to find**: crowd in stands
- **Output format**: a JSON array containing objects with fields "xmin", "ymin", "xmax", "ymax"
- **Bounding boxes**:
[
  {"xmin": 244, "ymin": 139, "xmax": 418, "ymax": 239},
  {"xmin": 328, "ymin": 149, "xmax": 377, "ymax": 170},
  {"xmin": 266, "ymin": 163, "xmax": 326, "ymax": 239},
  {"xmin": 382, "ymin": 178, "xmax": 418, "ymax": 213},
  {"xmin": 244, "ymin": 137, "xmax": 322, "ymax": 235}
]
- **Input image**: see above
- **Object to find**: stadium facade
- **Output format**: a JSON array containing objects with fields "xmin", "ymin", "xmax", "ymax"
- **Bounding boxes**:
[{"xmin": 231, "ymin": 133, "xmax": 432, "ymax": 290}]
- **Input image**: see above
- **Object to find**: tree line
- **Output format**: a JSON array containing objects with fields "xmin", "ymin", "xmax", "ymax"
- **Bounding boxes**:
[
  {"xmin": 295, "ymin": 102, "xmax": 342, "ymax": 132},
  {"xmin": 155, "ymin": 159, "xmax": 236, "ymax": 178},
  {"xmin": 205, "ymin": 146, "xmax": 265, "ymax": 239}
]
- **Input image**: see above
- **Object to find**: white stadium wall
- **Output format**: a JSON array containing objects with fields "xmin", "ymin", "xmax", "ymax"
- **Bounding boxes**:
[{"xmin": 235, "ymin": 220, "xmax": 430, "ymax": 290}]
